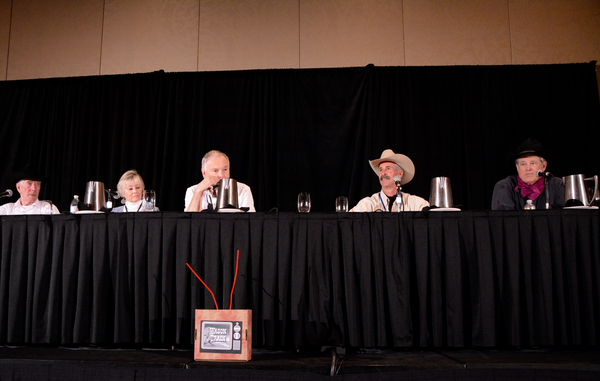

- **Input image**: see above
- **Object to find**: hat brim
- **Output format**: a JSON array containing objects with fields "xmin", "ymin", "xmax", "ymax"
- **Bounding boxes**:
[
  {"xmin": 508, "ymin": 149, "xmax": 546, "ymax": 163},
  {"xmin": 369, "ymin": 153, "xmax": 415, "ymax": 185}
]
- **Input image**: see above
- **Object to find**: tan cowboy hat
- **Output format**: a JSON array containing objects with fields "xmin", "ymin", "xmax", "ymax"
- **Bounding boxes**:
[{"xmin": 369, "ymin": 149, "xmax": 415, "ymax": 185}]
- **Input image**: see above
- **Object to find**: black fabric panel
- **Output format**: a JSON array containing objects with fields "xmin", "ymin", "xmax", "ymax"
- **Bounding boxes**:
[
  {"xmin": 469, "ymin": 213, "xmax": 496, "ymax": 347},
  {"xmin": 107, "ymin": 213, "xmax": 131, "ymax": 342},
  {"xmin": 58, "ymin": 215, "xmax": 81, "ymax": 344},
  {"xmin": 0, "ymin": 211, "xmax": 599, "ymax": 349}
]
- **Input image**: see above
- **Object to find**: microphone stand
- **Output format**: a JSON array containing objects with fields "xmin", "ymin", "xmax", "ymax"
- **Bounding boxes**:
[
  {"xmin": 545, "ymin": 177, "xmax": 550, "ymax": 209},
  {"xmin": 395, "ymin": 185, "xmax": 404, "ymax": 212}
]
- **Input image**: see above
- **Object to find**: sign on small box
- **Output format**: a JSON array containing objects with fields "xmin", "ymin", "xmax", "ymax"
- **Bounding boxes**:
[{"xmin": 194, "ymin": 309, "xmax": 252, "ymax": 361}]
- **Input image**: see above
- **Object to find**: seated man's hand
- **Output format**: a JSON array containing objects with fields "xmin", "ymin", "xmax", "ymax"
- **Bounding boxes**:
[{"xmin": 195, "ymin": 178, "xmax": 217, "ymax": 195}]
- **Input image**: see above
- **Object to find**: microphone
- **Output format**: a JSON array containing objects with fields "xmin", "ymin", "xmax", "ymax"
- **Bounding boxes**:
[
  {"xmin": 106, "ymin": 189, "xmax": 120, "ymax": 199},
  {"xmin": 0, "ymin": 189, "xmax": 12, "ymax": 198},
  {"xmin": 535, "ymin": 171, "xmax": 553, "ymax": 209},
  {"xmin": 393, "ymin": 176, "xmax": 404, "ymax": 212}
]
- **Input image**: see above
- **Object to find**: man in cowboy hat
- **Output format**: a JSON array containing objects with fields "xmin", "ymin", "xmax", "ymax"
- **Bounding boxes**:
[
  {"xmin": 0, "ymin": 164, "xmax": 59, "ymax": 215},
  {"xmin": 184, "ymin": 150, "xmax": 255, "ymax": 212},
  {"xmin": 491, "ymin": 137, "xmax": 564, "ymax": 210},
  {"xmin": 350, "ymin": 149, "xmax": 429, "ymax": 212}
]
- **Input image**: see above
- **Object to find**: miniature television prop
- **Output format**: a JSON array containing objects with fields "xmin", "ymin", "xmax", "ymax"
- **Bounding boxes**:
[
  {"xmin": 187, "ymin": 250, "xmax": 252, "ymax": 362},
  {"xmin": 194, "ymin": 309, "xmax": 251, "ymax": 361}
]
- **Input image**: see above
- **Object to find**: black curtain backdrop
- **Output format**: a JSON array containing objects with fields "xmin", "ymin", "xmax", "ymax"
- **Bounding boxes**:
[{"xmin": 0, "ymin": 63, "xmax": 598, "ymax": 213}]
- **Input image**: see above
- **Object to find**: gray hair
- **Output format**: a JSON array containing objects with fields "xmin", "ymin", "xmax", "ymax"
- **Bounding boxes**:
[
  {"xmin": 117, "ymin": 169, "xmax": 145, "ymax": 197},
  {"xmin": 202, "ymin": 150, "xmax": 229, "ymax": 170}
]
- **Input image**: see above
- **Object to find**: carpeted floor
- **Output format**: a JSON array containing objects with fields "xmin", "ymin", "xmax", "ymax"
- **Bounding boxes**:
[{"xmin": 1, "ymin": 346, "xmax": 599, "ymax": 380}]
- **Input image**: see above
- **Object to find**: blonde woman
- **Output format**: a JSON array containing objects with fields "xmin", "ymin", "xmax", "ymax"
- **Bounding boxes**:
[{"xmin": 112, "ymin": 170, "xmax": 159, "ymax": 212}]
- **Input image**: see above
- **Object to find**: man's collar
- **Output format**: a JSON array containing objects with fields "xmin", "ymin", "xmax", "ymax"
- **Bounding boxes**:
[
  {"xmin": 16, "ymin": 198, "xmax": 40, "ymax": 207},
  {"xmin": 381, "ymin": 187, "xmax": 397, "ymax": 198}
]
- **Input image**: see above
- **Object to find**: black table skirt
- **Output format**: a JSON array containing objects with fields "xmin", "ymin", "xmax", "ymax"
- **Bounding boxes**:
[{"xmin": 0, "ymin": 210, "xmax": 598, "ymax": 348}]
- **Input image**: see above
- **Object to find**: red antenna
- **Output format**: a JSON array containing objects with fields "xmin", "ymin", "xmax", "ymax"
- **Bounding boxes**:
[
  {"xmin": 186, "ymin": 249, "xmax": 242, "ymax": 311},
  {"xmin": 230, "ymin": 250, "xmax": 240, "ymax": 310},
  {"xmin": 186, "ymin": 262, "xmax": 219, "ymax": 310}
]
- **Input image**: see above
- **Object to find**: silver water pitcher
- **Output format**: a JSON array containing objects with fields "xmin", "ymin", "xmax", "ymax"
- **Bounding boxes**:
[
  {"xmin": 215, "ymin": 178, "xmax": 239, "ymax": 210},
  {"xmin": 592, "ymin": 175, "xmax": 600, "ymax": 206},
  {"xmin": 563, "ymin": 174, "xmax": 599, "ymax": 206},
  {"xmin": 429, "ymin": 176, "xmax": 454, "ymax": 208},
  {"xmin": 84, "ymin": 181, "xmax": 106, "ymax": 211}
]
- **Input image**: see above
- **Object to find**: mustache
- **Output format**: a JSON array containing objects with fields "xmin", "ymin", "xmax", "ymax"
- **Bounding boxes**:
[{"xmin": 380, "ymin": 175, "xmax": 391, "ymax": 181}]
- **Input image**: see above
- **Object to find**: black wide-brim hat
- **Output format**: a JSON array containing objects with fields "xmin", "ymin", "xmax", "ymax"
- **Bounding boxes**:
[
  {"xmin": 509, "ymin": 137, "xmax": 546, "ymax": 161},
  {"xmin": 10, "ymin": 164, "xmax": 47, "ymax": 185}
]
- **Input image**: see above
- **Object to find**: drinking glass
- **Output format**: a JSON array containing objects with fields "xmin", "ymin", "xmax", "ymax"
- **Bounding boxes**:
[
  {"xmin": 297, "ymin": 192, "xmax": 311, "ymax": 213},
  {"xmin": 335, "ymin": 196, "xmax": 348, "ymax": 212},
  {"xmin": 143, "ymin": 190, "xmax": 156, "ymax": 211}
]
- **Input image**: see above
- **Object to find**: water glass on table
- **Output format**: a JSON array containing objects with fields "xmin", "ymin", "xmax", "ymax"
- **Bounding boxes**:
[
  {"xmin": 143, "ymin": 190, "xmax": 156, "ymax": 211},
  {"xmin": 335, "ymin": 196, "xmax": 348, "ymax": 212},
  {"xmin": 297, "ymin": 192, "xmax": 311, "ymax": 213}
]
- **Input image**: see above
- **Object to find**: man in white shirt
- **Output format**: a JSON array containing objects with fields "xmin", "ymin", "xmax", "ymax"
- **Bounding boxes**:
[
  {"xmin": 184, "ymin": 150, "xmax": 255, "ymax": 212},
  {"xmin": 350, "ymin": 149, "xmax": 429, "ymax": 212},
  {"xmin": 0, "ymin": 165, "xmax": 60, "ymax": 215}
]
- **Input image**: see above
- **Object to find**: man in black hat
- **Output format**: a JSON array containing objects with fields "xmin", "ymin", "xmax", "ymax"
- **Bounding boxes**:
[
  {"xmin": 491, "ymin": 138, "xmax": 564, "ymax": 210},
  {"xmin": 0, "ymin": 165, "xmax": 59, "ymax": 215}
]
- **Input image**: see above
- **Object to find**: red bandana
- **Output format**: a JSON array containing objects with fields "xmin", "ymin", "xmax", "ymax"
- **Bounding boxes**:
[{"xmin": 515, "ymin": 176, "xmax": 545, "ymax": 200}]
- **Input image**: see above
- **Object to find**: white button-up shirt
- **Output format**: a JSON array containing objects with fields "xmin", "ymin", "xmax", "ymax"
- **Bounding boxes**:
[
  {"xmin": 184, "ymin": 181, "xmax": 256, "ymax": 212},
  {"xmin": 0, "ymin": 199, "xmax": 60, "ymax": 215}
]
